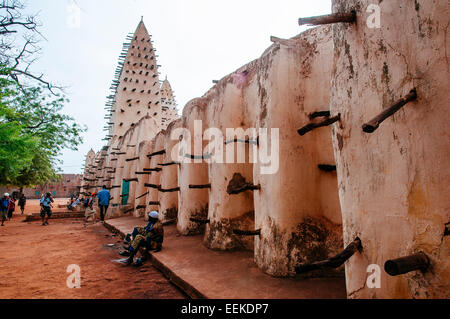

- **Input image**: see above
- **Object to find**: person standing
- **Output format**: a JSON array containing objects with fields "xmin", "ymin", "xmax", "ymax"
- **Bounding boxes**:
[
  {"xmin": 7, "ymin": 195, "xmax": 15, "ymax": 220},
  {"xmin": 18, "ymin": 194, "xmax": 26, "ymax": 215},
  {"xmin": 97, "ymin": 185, "xmax": 111, "ymax": 222},
  {"xmin": 40, "ymin": 192, "xmax": 54, "ymax": 226},
  {"xmin": 1, "ymin": 193, "xmax": 10, "ymax": 227},
  {"xmin": 84, "ymin": 193, "xmax": 97, "ymax": 223}
]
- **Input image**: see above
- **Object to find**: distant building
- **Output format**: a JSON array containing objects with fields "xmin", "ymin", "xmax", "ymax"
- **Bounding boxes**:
[{"xmin": 0, "ymin": 174, "xmax": 83, "ymax": 199}]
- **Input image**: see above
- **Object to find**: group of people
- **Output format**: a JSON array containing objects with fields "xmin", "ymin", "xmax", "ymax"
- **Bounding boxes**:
[
  {"xmin": 67, "ymin": 195, "xmax": 82, "ymax": 211},
  {"xmin": 2, "ymin": 186, "xmax": 165, "ymax": 267},
  {"xmin": 1, "ymin": 193, "xmax": 26, "ymax": 227},
  {"xmin": 83, "ymin": 185, "xmax": 111, "ymax": 223}
]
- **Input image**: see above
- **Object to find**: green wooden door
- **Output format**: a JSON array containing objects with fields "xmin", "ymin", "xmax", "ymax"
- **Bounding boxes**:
[{"xmin": 121, "ymin": 180, "xmax": 130, "ymax": 205}]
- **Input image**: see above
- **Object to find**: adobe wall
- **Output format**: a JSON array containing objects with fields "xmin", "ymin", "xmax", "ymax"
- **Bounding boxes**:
[
  {"xmin": 159, "ymin": 119, "xmax": 182, "ymax": 222},
  {"xmin": 133, "ymin": 139, "xmax": 154, "ymax": 217},
  {"xmin": 202, "ymin": 78, "xmax": 256, "ymax": 251},
  {"xmin": 331, "ymin": 0, "xmax": 450, "ymax": 298},
  {"xmin": 146, "ymin": 131, "xmax": 166, "ymax": 215},
  {"xmin": 250, "ymin": 26, "xmax": 343, "ymax": 277},
  {"xmin": 177, "ymin": 98, "xmax": 210, "ymax": 235},
  {"xmin": 121, "ymin": 128, "xmax": 139, "ymax": 208}
]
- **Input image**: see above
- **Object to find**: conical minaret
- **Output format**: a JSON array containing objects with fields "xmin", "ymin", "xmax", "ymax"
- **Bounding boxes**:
[
  {"xmin": 106, "ymin": 20, "xmax": 163, "ymax": 139},
  {"xmin": 160, "ymin": 77, "xmax": 179, "ymax": 129}
]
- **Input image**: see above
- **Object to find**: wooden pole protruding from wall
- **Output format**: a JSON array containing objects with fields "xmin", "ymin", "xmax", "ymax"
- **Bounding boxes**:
[
  {"xmin": 295, "ymin": 237, "xmax": 362, "ymax": 274},
  {"xmin": 136, "ymin": 192, "xmax": 149, "ymax": 200},
  {"xmin": 318, "ymin": 164, "xmax": 337, "ymax": 172},
  {"xmin": 224, "ymin": 138, "xmax": 258, "ymax": 146},
  {"xmin": 384, "ymin": 252, "xmax": 430, "ymax": 276},
  {"xmin": 147, "ymin": 150, "xmax": 166, "ymax": 158},
  {"xmin": 126, "ymin": 157, "xmax": 140, "ymax": 162},
  {"xmin": 227, "ymin": 173, "xmax": 260, "ymax": 195},
  {"xmin": 362, "ymin": 89, "xmax": 417, "ymax": 133},
  {"xmin": 309, "ymin": 111, "xmax": 331, "ymax": 120},
  {"xmin": 297, "ymin": 114, "xmax": 341, "ymax": 136},
  {"xmin": 185, "ymin": 153, "xmax": 212, "ymax": 160},
  {"xmin": 189, "ymin": 184, "xmax": 211, "ymax": 189},
  {"xmin": 149, "ymin": 201, "xmax": 160, "ymax": 206},
  {"xmin": 123, "ymin": 178, "xmax": 138, "ymax": 183},
  {"xmin": 159, "ymin": 187, "xmax": 181, "ymax": 193},
  {"xmin": 158, "ymin": 162, "xmax": 180, "ymax": 167},
  {"xmin": 143, "ymin": 168, "xmax": 162, "ymax": 172},
  {"xmin": 233, "ymin": 229, "xmax": 261, "ymax": 236},
  {"xmin": 144, "ymin": 183, "xmax": 161, "ymax": 189},
  {"xmin": 190, "ymin": 218, "xmax": 210, "ymax": 225},
  {"xmin": 298, "ymin": 11, "xmax": 356, "ymax": 26}
]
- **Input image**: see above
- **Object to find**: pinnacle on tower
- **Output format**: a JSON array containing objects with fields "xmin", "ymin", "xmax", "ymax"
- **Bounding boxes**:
[{"xmin": 104, "ymin": 19, "xmax": 163, "ymax": 140}]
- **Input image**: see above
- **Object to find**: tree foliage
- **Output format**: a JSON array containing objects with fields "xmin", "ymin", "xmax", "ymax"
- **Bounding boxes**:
[{"xmin": 0, "ymin": 1, "xmax": 86, "ymax": 187}]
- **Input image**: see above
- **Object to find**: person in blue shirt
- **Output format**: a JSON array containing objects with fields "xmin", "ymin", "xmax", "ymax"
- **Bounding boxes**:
[
  {"xmin": 97, "ymin": 185, "xmax": 111, "ymax": 222},
  {"xmin": 1, "ymin": 193, "xmax": 10, "ymax": 227},
  {"xmin": 40, "ymin": 192, "xmax": 54, "ymax": 226}
]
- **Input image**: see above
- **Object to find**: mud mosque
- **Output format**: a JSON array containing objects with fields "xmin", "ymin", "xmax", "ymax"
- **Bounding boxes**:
[{"xmin": 81, "ymin": 0, "xmax": 449, "ymax": 298}]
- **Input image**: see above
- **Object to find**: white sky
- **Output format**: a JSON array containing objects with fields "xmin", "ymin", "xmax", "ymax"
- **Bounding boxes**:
[{"xmin": 24, "ymin": 0, "xmax": 332, "ymax": 174}]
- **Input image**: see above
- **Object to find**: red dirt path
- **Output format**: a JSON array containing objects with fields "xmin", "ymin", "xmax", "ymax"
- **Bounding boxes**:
[{"xmin": 0, "ymin": 210, "xmax": 186, "ymax": 299}]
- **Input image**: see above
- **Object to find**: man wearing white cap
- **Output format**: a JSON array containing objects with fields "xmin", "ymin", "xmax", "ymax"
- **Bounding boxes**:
[
  {"xmin": 119, "ymin": 210, "xmax": 164, "ymax": 266},
  {"xmin": 1, "ymin": 193, "xmax": 10, "ymax": 226}
]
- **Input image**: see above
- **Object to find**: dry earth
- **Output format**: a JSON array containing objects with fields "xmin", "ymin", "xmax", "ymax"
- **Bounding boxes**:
[{"xmin": 0, "ymin": 201, "xmax": 186, "ymax": 299}]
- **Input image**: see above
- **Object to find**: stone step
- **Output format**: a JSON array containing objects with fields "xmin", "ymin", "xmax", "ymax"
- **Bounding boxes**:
[{"xmin": 24, "ymin": 211, "xmax": 86, "ymax": 222}]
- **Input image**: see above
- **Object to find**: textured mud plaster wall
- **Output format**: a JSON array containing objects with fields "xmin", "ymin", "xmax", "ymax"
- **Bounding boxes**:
[
  {"xmin": 251, "ymin": 26, "xmax": 343, "ymax": 277},
  {"xmin": 121, "ymin": 130, "xmax": 140, "ymax": 208},
  {"xmin": 159, "ymin": 119, "xmax": 182, "ymax": 222},
  {"xmin": 106, "ymin": 137, "xmax": 122, "ymax": 193},
  {"xmin": 81, "ymin": 149, "xmax": 96, "ymax": 194},
  {"xmin": 331, "ymin": 0, "xmax": 450, "ymax": 298},
  {"xmin": 146, "ymin": 131, "xmax": 166, "ymax": 213},
  {"xmin": 109, "ymin": 137, "xmax": 126, "ymax": 208},
  {"xmin": 202, "ymin": 76, "xmax": 256, "ymax": 251},
  {"xmin": 177, "ymin": 98, "xmax": 210, "ymax": 235},
  {"xmin": 106, "ymin": 116, "xmax": 160, "ymax": 216},
  {"xmin": 133, "ymin": 140, "xmax": 154, "ymax": 217},
  {"xmin": 126, "ymin": 116, "xmax": 159, "ymax": 216}
]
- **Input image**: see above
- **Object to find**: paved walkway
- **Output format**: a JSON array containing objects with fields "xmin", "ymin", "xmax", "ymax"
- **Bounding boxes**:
[{"xmin": 105, "ymin": 216, "xmax": 347, "ymax": 299}]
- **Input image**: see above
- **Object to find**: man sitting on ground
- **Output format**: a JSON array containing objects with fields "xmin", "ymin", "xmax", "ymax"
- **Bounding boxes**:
[{"xmin": 119, "ymin": 211, "xmax": 164, "ymax": 266}]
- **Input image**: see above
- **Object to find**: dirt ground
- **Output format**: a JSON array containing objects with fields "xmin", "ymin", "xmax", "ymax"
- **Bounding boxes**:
[
  {"xmin": 19, "ymin": 198, "xmax": 77, "ymax": 215},
  {"xmin": 0, "ymin": 205, "xmax": 186, "ymax": 299}
]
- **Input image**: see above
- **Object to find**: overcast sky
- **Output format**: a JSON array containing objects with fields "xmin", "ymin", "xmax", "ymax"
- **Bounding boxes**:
[{"xmin": 24, "ymin": 0, "xmax": 332, "ymax": 174}]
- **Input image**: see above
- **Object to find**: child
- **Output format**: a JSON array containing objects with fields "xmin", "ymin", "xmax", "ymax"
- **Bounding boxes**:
[
  {"xmin": 84, "ymin": 193, "xmax": 97, "ymax": 223},
  {"xmin": 1, "ymin": 193, "xmax": 10, "ymax": 226},
  {"xmin": 18, "ymin": 194, "xmax": 26, "ymax": 215},
  {"xmin": 40, "ymin": 192, "xmax": 54, "ymax": 226},
  {"xmin": 7, "ymin": 195, "xmax": 15, "ymax": 220}
]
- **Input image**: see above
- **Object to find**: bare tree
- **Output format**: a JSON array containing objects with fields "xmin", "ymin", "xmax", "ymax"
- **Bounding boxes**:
[{"xmin": 0, "ymin": 0, "xmax": 61, "ymax": 93}]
